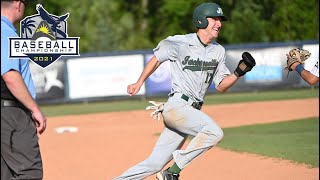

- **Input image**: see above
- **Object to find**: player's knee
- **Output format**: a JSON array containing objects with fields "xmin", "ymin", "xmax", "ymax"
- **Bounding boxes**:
[
  {"xmin": 215, "ymin": 128, "xmax": 224, "ymax": 142},
  {"xmin": 209, "ymin": 127, "xmax": 224, "ymax": 145}
]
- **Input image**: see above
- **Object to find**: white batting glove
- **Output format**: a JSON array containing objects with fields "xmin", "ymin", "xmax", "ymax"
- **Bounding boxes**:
[{"xmin": 146, "ymin": 101, "xmax": 165, "ymax": 121}]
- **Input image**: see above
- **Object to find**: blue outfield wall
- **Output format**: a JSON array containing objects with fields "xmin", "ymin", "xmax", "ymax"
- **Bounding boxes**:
[{"xmin": 31, "ymin": 40, "xmax": 319, "ymax": 104}]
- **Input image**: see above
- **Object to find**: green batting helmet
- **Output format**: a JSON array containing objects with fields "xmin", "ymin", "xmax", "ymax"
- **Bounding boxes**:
[{"xmin": 193, "ymin": 2, "xmax": 228, "ymax": 29}]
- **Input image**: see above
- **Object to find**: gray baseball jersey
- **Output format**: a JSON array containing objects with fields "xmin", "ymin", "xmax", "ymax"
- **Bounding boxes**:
[
  {"xmin": 154, "ymin": 33, "xmax": 230, "ymax": 102},
  {"xmin": 113, "ymin": 33, "xmax": 226, "ymax": 180}
]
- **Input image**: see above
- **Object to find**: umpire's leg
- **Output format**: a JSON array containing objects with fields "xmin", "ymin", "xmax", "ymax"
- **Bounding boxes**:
[
  {"xmin": 1, "ymin": 107, "xmax": 43, "ymax": 180},
  {"xmin": 1, "ymin": 155, "xmax": 13, "ymax": 180}
]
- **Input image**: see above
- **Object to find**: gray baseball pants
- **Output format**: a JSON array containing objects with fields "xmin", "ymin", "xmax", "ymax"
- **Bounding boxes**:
[
  {"xmin": 1, "ymin": 106, "xmax": 43, "ymax": 180},
  {"xmin": 113, "ymin": 93, "xmax": 224, "ymax": 180}
]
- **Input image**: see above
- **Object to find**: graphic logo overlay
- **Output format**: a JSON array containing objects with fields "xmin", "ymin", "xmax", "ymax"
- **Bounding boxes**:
[{"xmin": 9, "ymin": 4, "xmax": 80, "ymax": 68}]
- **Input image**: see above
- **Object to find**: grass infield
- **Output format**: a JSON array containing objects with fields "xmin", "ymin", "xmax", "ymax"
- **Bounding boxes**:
[{"xmin": 218, "ymin": 117, "xmax": 319, "ymax": 167}]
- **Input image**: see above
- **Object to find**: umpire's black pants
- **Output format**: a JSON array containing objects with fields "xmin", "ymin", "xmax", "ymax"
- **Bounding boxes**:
[{"xmin": 1, "ymin": 106, "xmax": 43, "ymax": 180}]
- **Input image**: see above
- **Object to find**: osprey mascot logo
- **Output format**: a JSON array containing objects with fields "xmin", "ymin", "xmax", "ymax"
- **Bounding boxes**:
[{"xmin": 9, "ymin": 4, "xmax": 80, "ymax": 68}]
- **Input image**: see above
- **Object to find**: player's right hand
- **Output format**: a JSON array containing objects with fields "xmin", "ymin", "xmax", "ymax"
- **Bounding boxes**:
[{"xmin": 127, "ymin": 83, "xmax": 141, "ymax": 96}]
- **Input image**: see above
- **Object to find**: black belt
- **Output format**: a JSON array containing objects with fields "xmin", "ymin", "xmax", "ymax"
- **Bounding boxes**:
[
  {"xmin": 169, "ymin": 94, "xmax": 203, "ymax": 110},
  {"xmin": 1, "ymin": 99, "xmax": 25, "ymax": 108}
]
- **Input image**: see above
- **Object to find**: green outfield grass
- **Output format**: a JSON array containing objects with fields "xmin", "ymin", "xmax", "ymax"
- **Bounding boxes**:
[
  {"xmin": 217, "ymin": 117, "xmax": 319, "ymax": 167},
  {"xmin": 40, "ymin": 88, "xmax": 318, "ymax": 117}
]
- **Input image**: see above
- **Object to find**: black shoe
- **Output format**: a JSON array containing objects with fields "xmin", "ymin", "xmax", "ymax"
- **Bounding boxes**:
[{"xmin": 156, "ymin": 168, "xmax": 180, "ymax": 180}]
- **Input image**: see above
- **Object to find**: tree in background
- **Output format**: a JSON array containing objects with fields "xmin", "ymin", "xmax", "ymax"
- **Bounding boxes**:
[
  {"xmin": 269, "ymin": 0, "xmax": 319, "ymax": 42},
  {"xmin": 220, "ymin": 0, "xmax": 270, "ymax": 43},
  {"xmin": 66, "ymin": 0, "xmax": 155, "ymax": 52},
  {"xmin": 24, "ymin": 0, "xmax": 319, "ymax": 53}
]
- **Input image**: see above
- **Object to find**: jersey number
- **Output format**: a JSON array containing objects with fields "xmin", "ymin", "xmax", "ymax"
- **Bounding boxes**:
[{"xmin": 205, "ymin": 72, "xmax": 214, "ymax": 84}]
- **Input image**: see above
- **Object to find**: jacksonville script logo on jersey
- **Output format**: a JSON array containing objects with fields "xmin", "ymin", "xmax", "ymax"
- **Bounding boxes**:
[
  {"xmin": 9, "ymin": 4, "xmax": 79, "ymax": 68},
  {"xmin": 182, "ymin": 56, "xmax": 218, "ymax": 71}
]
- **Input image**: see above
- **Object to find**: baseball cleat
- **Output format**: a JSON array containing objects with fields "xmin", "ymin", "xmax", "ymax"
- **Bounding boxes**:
[{"xmin": 156, "ymin": 168, "xmax": 180, "ymax": 180}]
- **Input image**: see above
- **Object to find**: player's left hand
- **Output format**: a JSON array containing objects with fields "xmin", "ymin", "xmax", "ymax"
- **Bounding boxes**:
[
  {"xmin": 234, "ymin": 52, "xmax": 256, "ymax": 77},
  {"xmin": 146, "ymin": 101, "xmax": 165, "ymax": 121}
]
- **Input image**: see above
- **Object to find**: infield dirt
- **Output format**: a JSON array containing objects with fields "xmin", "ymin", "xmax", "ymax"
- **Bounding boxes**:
[{"xmin": 39, "ymin": 98, "xmax": 319, "ymax": 180}]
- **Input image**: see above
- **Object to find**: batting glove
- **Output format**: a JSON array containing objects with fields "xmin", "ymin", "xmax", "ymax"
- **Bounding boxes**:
[{"xmin": 146, "ymin": 101, "xmax": 165, "ymax": 121}]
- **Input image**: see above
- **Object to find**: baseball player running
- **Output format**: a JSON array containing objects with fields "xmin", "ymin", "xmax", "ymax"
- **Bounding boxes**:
[{"xmin": 113, "ymin": 2, "xmax": 256, "ymax": 180}]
